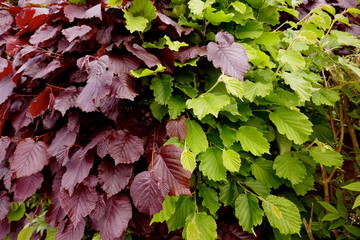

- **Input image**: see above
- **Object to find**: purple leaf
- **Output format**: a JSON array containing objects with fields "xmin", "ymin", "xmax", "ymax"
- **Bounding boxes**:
[
  {"xmin": 125, "ymin": 43, "xmax": 161, "ymax": 68},
  {"xmin": 98, "ymin": 160, "xmax": 133, "ymax": 197},
  {"xmin": 63, "ymin": 4, "xmax": 102, "ymax": 22},
  {"xmin": 110, "ymin": 74, "xmax": 137, "ymax": 100},
  {"xmin": 11, "ymin": 138, "xmax": 48, "ymax": 178},
  {"xmin": 96, "ymin": 195, "xmax": 132, "ymax": 240},
  {"xmin": 33, "ymin": 60, "xmax": 62, "ymax": 79},
  {"xmin": 62, "ymin": 25, "xmax": 92, "ymax": 43},
  {"xmin": 174, "ymin": 46, "xmax": 207, "ymax": 63},
  {"xmin": 59, "ymin": 183, "xmax": 98, "ymax": 226},
  {"xmin": 0, "ymin": 136, "xmax": 11, "ymax": 163},
  {"xmin": 76, "ymin": 58, "xmax": 113, "ymax": 112},
  {"xmin": 56, "ymin": 219, "xmax": 85, "ymax": 240},
  {"xmin": 335, "ymin": 0, "xmax": 358, "ymax": 9},
  {"xmin": 85, "ymin": 3, "xmax": 102, "ymax": 20},
  {"xmin": 130, "ymin": 171, "xmax": 169, "ymax": 215},
  {"xmin": 0, "ymin": 219, "xmax": 10, "ymax": 240},
  {"xmin": 61, "ymin": 150, "xmax": 94, "ymax": 195},
  {"xmin": 54, "ymin": 86, "xmax": 81, "ymax": 116},
  {"xmin": 108, "ymin": 54, "xmax": 142, "ymax": 74},
  {"xmin": 0, "ymin": 10, "xmax": 13, "ymax": 35},
  {"xmin": 29, "ymin": 24, "xmax": 60, "ymax": 45},
  {"xmin": 0, "ymin": 191, "xmax": 10, "ymax": 221},
  {"xmin": 46, "ymin": 198, "xmax": 66, "ymax": 228},
  {"xmin": 153, "ymin": 144, "xmax": 191, "ymax": 196},
  {"xmin": 156, "ymin": 12, "xmax": 192, "ymax": 36},
  {"xmin": 207, "ymin": 32, "xmax": 250, "ymax": 81},
  {"xmin": 96, "ymin": 26, "xmax": 113, "ymax": 45},
  {"xmin": 166, "ymin": 116, "xmax": 187, "ymax": 140},
  {"xmin": 0, "ymin": 75, "xmax": 16, "ymax": 106},
  {"xmin": 0, "ymin": 58, "xmax": 12, "ymax": 78},
  {"xmin": 99, "ymin": 97, "xmax": 120, "ymax": 121},
  {"xmin": 13, "ymin": 172, "xmax": 43, "ymax": 202},
  {"xmin": 108, "ymin": 130, "xmax": 144, "ymax": 164},
  {"xmin": 12, "ymin": 100, "xmax": 33, "ymax": 133}
]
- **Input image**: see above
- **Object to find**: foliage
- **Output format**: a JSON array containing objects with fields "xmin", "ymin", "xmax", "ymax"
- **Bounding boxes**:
[{"xmin": 0, "ymin": 0, "xmax": 359, "ymax": 239}]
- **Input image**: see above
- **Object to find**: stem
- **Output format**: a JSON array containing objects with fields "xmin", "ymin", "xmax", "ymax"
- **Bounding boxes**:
[
  {"xmin": 320, "ymin": 164, "xmax": 330, "ymax": 203},
  {"xmin": 203, "ymin": 79, "xmax": 220, "ymax": 95},
  {"xmin": 303, "ymin": 218, "xmax": 315, "ymax": 240}
]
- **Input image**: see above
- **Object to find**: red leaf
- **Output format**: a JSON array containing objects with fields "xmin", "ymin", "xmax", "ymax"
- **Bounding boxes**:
[
  {"xmin": 153, "ymin": 144, "xmax": 191, "ymax": 196},
  {"xmin": 108, "ymin": 54, "xmax": 142, "ymax": 74},
  {"xmin": 0, "ymin": 136, "xmax": 11, "ymax": 163},
  {"xmin": 166, "ymin": 116, "xmax": 187, "ymax": 140},
  {"xmin": 61, "ymin": 150, "xmax": 94, "ymax": 195},
  {"xmin": 55, "ymin": 219, "xmax": 85, "ymax": 240},
  {"xmin": 29, "ymin": 24, "xmax": 60, "ymax": 45},
  {"xmin": 125, "ymin": 43, "xmax": 161, "ymax": 68},
  {"xmin": 110, "ymin": 74, "xmax": 137, "ymax": 100},
  {"xmin": 16, "ymin": 7, "xmax": 49, "ymax": 35},
  {"xmin": 13, "ymin": 172, "xmax": 43, "ymax": 202},
  {"xmin": 63, "ymin": 4, "xmax": 102, "ymax": 22},
  {"xmin": 33, "ymin": 60, "xmax": 62, "ymax": 79},
  {"xmin": 207, "ymin": 32, "xmax": 250, "ymax": 81},
  {"xmin": 156, "ymin": 12, "xmax": 192, "ymax": 36},
  {"xmin": 130, "ymin": 171, "xmax": 168, "ymax": 215},
  {"xmin": 59, "ymin": 184, "xmax": 98, "ymax": 226},
  {"xmin": 98, "ymin": 160, "xmax": 133, "ymax": 198},
  {"xmin": 46, "ymin": 198, "xmax": 66, "ymax": 228},
  {"xmin": 11, "ymin": 138, "xmax": 48, "ymax": 178},
  {"xmin": 96, "ymin": 195, "xmax": 132, "ymax": 240},
  {"xmin": 108, "ymin": 130, "xmax": 144, "ymax": 164},
  {"xmin": 0, "ymin": 191, "xmax": 10, "ymax": 221},
  {"xmin": 12, "ymin": 100, "xmax": 33, "ymax": 133},
  {"xmin": 0, "ymin": 100, "xmax": 11, "ymax": 135},
  {"xmin": 0, "ymin": 10, "xmax": 14, "ymax": 35},
  {"xmin": 62, "ymin": 25, "xmax": 92, "ymax": 43},
  {"xmin": 174, "ymin": 46, "xmax": 207, "ymax": 64},
  {"xmin": 0, "ymin": 58, "xmax": 12, "ymax": 79},
  {"xmin": 29, "ymin": 86, "xmax": 51, "ymax": 117},
  {"xmin": 54, "ymin": 86, "xmax": 81, "ymax": 116},
  {"xmin": 0, "ymin": 75, "xmax": 15, "ymax": 106}
]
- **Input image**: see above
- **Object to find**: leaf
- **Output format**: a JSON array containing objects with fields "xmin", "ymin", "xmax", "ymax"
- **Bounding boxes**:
[
  {"xmin": 0, "ymin": 10, "xmax": 13, "ymax": 35},
  {"xmin": 153, "ymin": 144, "xmax": 191, "ymax": 196},
  {"xmin": 262, "ymin": 195, "xmax": 302, "ymax": 235},
  {"xmin": 292, "ymin": 171, "xmax": 315, "ymax": 196},
  {"xmin": 110, "ymin": 74, "xmax": 137, "ymax": 101},
  {"xmin": 185, "ymin": 119, "xmax": 208, "ymax": 155},
  {"xmin": 342, "ymin": 182, "xmax": 360, "ymax": 192},
  {"xmin": 130, "ymin": 171, "xmax": 169, "ymax": 215},
  {"xmin": 273, "ymin": 152, "xmax": 306, "ymax": 185},
  {"xmin": 98, "ymin": 160, "xmax": 133, "ymax": 198},
  {"xmin": 309, "ymin": 146, "xmax": 343, "ymax": 167},
  {"xmin": 17, "ymin": 226, "xmax": 34, "ymax": 240},
  {"xmin": 278, "ymin": 49, "xmax": 306, "ymax": 71},
  {"xmin": 167, "ymin": 195, "xmax": 195, "ymax": 231},
  {"xmin": 59, "ymin": 184, "xmax": 97, "ymax": 226},
  {"xmin": 0, "ymin": 192, "xmax": 10, "ymax": 221},
  {"xmin": 108, "ymin": 54, "xmax": 142, "ymax": 74},
  {"xmin": 55, "ymin": 219, "xmax": 85, "ymax": 240},
  {"xmin": 251, "ymin": 159, "xmax": 282, "ymax": 189},
  {"xmin": 108, "ymin": 0, "xmax": 123, "ymax": 7},
  {"xmin": 219, "ymin": 74, "xmax": 245, "ymax": 99},
  {"xmin": 188, "ymin": 0, "xmax": 215, "ymax": 17},
  {"xmin": 0, "ymin": 75, "xmax": 16, "ymax": 106},
  {"xmin": 124, "ymin": 0, "xmax": 156, "ymax": 32},
  {"xmin": 344, "ymin": 225, "xmax": 360, "ymax": 237},
  {"xmin": 30, "ymin": 24, "xmax": 59, "ymax": 45},
  {"xmin": 167, "ymin": 96, "xmax": 186, "ymax": 119},
  {"xmin": 62, "ymin": 25, "xmax": 91, "ymax": 42},
  {"xmin": 14, "ymin": 173, "xmax": 43, "ymax": 202},
  {"xmin": 243, "ymin": 80, "xmax": 272, "ymax": 101},
  {"xmin": 130, "ymin": 64, "xmax": 166, "ymax": 77},
  {"xmin": 245, "ymin": 178, "xmax": 271, "ymax": 197},
  {"xmin": 198, "ymin": 147, "xmax": 227, "ymax": 181},
  {"xmin": 187, "ymin": 93, "xmax": 230, "ymax": 119},
  {"xmin": 222, "ymin": 149, "xmax": 241, "ymax": 172},
  {"xmin": 156, "ymin": 12, "xmax": 193, "ymax": 36},
  {"xmin": 107, "ymin": 130, "xmax": 144, "ymax": 164},
  {"xmin": 237, "ymin": 126, "xmax": 270, "ymax": 156},
  {"xmin": 269, "ymin": 107, "xmax": 313, "ymax": 145},
  {"xmin": 322, "ymin": 213, "xmax": 341, "ymax": 221},
  {"xmin": 125, "ymin": 43, "xmax": 161, "ymax": 68},
  {"xmin": 207, "ymin": 32, "xmax": 250, "ymax": 81},
  {"xmin": 181, "ymin": 149, "xmax": 197, "ymax": 172},
  {"xmin": 235, "ymin": 21, "xmax": 264, "ymax": 39},
  {"xmin": 204, "ymin": 7, "xmax": 234, "ymax": 26},
  {"xmin": 312, "ymin": 88, "xmax": 340, "ymax": 106},
  {"xmin": 151, "ymin": 195, "xmax": 178, "ymax": 224},
  {"xmin": 281, "ymin": 72, "xmax": 312, "ymax": 102},
  {"xmin": 11, "ymin": 138, "xmax": 48, "ymax": 178},
  {"xmin": 198, "ymin": 185, "xmax": 220, "ymax": 215},
  {"xmin": 166, "ymin": 116, "xmax": 187, "ymax": 140},
  {"xmin": 183, "ymin": 212, "xmax": 217, "ymax": 240},
  {"xmin": 150, "ymin": 74, "xmax": 173, "ymax": 105},
  {"xmin": 352, "ymin": 195, "xmax": 360, "ymax": 209},
  {"xmin": 235, "ymin": 193, "xmax": 264, "ymax": 232},
  {"xmin": 7, "ymin": 202, "xmax": 25, "ymax": 221},
  {"xmin": 54, "ymin": 87, "xmax": 80, "ymax": 116}
]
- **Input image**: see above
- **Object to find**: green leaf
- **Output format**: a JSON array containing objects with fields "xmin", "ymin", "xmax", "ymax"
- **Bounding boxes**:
[
  {"xmin": 167, "ymin": 196, "xmax": 195, "ymax": 231},
  {"xmin": 281, "ymin": 72, "xmax": 312, "ymax": 102},
  {"xmin": 188, "ymin": 0, "xmax": 215, "ymax": 17},
  {"xmin": 167, "ymin": 96, "xmax": 186, "ymax": 119},
  {"xmin": 222, "ymin": 149, "xmax": 241, "ymax": 172},
  {"xmin": 276, "ymin": 132, "xmax": 292, "ymax": 154},
  {"xmin": 123, "ymin": 12, "xmax": 149, "ymax": 33},
  {"xmin": 204, "ymin": 7, "xmax": 234, "ymax": 26},
  {"xmin": 219, "ymin": 182, "xmax": 241, "ymax": 206},
  {"xmin": 317, "ymin": 201, "xmax": 339, "ymax": 214},
  {"xmin": 273, "ymin": 152, "xmax": 306, "ymax": 185},
  {"xmin": 219, "ymin": 126, "xmax": 238, "ymax": 148},
  {"xmin": 151, "ymin": 195, "xmax": 179, "ymax": 224},
  {"xmin": 186, "ymin": 119, "xmax": 208, "ymax": 155},
  {"xmin": 344, "ymin": 225, "xmax": 360, "ymax": 237},
  {"xmin": 150, "ymin": 74, "xmax": 173, "ymax": 105},
  {"xmin": 199, "ymin": 147, "xmax": 227, "ymax": 181},
  {"xmin": 232, "ymin": 1, "xmax": 246, "ymax": 14},
  {"xmin": 309, "ymin": 146, "xmax": 343, "ymax": 167},
  {"xmin": 92, "ymin": 233, "xmax": 100, "ymax": 240},
  {"xmin": 243, "ymin": 80, "xmax": 272, "ymax": 101},
  {"xmin": 150, "ymin": 101, "xmax": 167, "ymax": 121},
  {"xmin": 108, "ymin": 0, "xmax": 122, "ymax": 7},
  {"xmin": 237, "ymin": 126, "xmax": 270, "ymax": 156},
  {"xmin": 187, "ymin": 93, "xmax": 230, "ymax": 119},
  {"xmin": 312, "ymin": 88, "xmax": 340, "ymax": 106},
  {"xmin": 235, "ymin": 193, "xmax": 264, "ymax": 232},
  {"xmin": 262, "ymin": 195, "xmax": 302, "ymax": 235},
  {"xmin": 45, "ymin": 229, "xmax": 57, "ymax": 240},
  {"xmin": 183, "ymin": 212, "xmax": 217, "ymax": 240},
  {"xmin": 219, "ymin": 74, "xmax": 244, "ymax": 99},
  {"xmin": 278, "ymin": 49, "xmax": 306, "ymax": 72},
  {"xmin": 255, "ymin": 32, "xmax": 281, "ymax": 46},
  {"xmin": 130, "ymin": 64, "xmax": 166, "ymax": 77},
  {"xmin": 352, "ymin": 195, "xmax": 360, "ymax": 209},
  {"xmin": 181, "ymin": 149, "xmax": 197, "ymax": 172},
  {"xmin": 124, "ymin": 0, "xmax": 156, "ymax": 32},
  {"xmin": 235, "ymin": 21, "xmax": 264, "ymax": 39},
  {"xmin": 163, "ymin": 36, "xmax": 188, "ymax": 51},
  {"xmin": 198, "ymin": 185, "xmax": 220, "ymax": 215},
  {"xmin": 245, "ymin": 178, "xmax": 270, "ymax": 197},
  {"xmin": 321, "ymin": 213, "xmax": 341, "ymax": 221},
  {"xmin": 269, "ymin": 107, "xmax": 313, "ymax": 145},
  {"xmin": 7, "ymin": 202, "xmax": 26, "ymax": 222},
  {"xmin": 292, "ymin": 171, "xmax": 315, "ymax": 196},
  {"xmin": 17, "ymin": 226, "xmax": 34, "ymax": 240},
  {"xmin": 251, "ymin": 158, "xmax": 282, "ymax": 189},
  {"xmin": 342, "ymin": 182, "xmax": 360, "ymax": 192}
]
